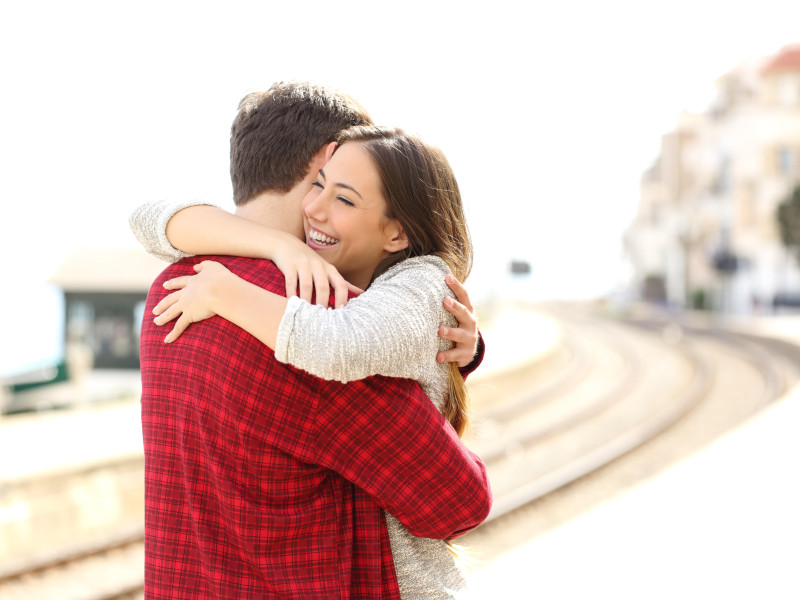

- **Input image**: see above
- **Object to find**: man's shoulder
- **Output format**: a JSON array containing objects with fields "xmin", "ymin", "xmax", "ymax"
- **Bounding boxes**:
[
  {"xmin": 153, "ymin": 255, "xmax": 285, "ymax": 295},
  {"xmin": 210, "ymin": 255, "xmax": 284, "ymax": 289}
]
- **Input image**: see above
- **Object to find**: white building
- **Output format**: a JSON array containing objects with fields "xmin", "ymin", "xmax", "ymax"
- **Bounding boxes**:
[{"xmin": 625, "ymin": 45, "xmax": 800, "ymax": 314}]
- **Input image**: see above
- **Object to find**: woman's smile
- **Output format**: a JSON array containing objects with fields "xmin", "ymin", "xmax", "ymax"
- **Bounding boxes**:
[{"xmin": 307, "ymin": 226, "xmax": 340, "ymax": 248}]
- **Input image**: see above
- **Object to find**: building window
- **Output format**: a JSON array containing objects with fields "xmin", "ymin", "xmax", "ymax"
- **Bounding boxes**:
[
  {"xmin": 714, "ymin": 154, "xmax": 731, "ymax": 195},
  {"xmin": 779, "ymin": 147, "xmax": 796, "ymax": 175}
]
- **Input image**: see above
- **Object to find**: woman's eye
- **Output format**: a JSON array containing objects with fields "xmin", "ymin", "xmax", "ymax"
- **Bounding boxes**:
[{"xmin": 337, "ymin": 196, "xmax": 355, "ymax": 207}]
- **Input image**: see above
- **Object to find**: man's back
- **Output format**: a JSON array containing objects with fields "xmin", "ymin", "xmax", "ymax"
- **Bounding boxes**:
[{"xmin": 140, "ymin": 255, "xmax": 491, "ymax": 599}]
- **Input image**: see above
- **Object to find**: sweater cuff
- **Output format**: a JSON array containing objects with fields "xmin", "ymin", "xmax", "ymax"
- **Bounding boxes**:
[
  {"xmin": 155, "ymin": 199, "xmax": 218, "ymax": 262},
  {"xmin": 275, "ymin": 295, "xmax": 304, "ymax": 364}
]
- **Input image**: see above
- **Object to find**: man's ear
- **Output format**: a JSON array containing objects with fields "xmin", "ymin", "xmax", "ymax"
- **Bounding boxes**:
[
  {"xmin": 309, "ymin": 142, "xmax": 337, "ymax": 174},
  {"xmin": 323, "ymin": 141, "xmax": 337, "ymax": 163},
  {"xmin": 384, "ymin": 222, "xmax": 409, "ymax": 253}
]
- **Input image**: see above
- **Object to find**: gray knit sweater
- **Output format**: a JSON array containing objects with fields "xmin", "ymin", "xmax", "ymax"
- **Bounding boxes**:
[{"xmin": 129, "ymin": 200, "xmax": 468, "ymax": 599}]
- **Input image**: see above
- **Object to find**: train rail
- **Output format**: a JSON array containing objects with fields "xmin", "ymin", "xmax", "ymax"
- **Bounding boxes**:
[
  {"xmin": 462, "ymin": 304, "xmax": 800, "ymax": 541},
  {"xmin": 0, "ymin": 526, "xmax": 144, "ymax": 600}
]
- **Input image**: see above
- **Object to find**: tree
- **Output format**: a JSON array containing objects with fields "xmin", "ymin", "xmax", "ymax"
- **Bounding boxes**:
[{"xmin": 777, "ymin": 184, "xmax": 800, "ymax": 264}]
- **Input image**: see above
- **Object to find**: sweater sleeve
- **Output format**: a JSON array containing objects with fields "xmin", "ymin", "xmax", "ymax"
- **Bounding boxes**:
[
  {"xmin": 274, "ymin": 256, "xmax": 457, "ymax": 385},
  {"xmin": 128, "ymin": 199, "xmax": 217, "ymax": 263}
]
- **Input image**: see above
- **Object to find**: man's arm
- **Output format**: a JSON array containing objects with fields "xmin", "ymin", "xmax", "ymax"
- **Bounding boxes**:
[{"xmin": 308, "ymin": 375, "xmax": 492, "ymax": 540}]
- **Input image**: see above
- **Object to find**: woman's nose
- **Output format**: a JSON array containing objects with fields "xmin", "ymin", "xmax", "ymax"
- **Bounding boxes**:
[{"xmin": 303, "ymin": 190, "xmax": 327, "ymax": 221}]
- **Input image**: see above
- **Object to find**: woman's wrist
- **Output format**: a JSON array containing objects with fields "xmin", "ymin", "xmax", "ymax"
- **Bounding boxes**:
[
  {"xmin": 207, "ymin": 269, "xmax": 241, "ymax": 317},
  {"xmin": 259, "ymin": 229, "xmax": 300, "ymax": 260}
]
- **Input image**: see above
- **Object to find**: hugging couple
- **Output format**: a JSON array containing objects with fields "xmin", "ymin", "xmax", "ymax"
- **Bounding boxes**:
[{"xmin": 134, "ymin": 81, "xmax": 492, "ymax": 599}]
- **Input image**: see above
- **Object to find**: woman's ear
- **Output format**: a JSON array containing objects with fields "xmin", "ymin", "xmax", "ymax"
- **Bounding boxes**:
[{"xmin": 384, "ymin": 221, "xmax": 409, "ymax": 253}]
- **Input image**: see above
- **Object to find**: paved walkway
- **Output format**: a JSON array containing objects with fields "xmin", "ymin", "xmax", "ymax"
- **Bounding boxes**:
[{"xmin": 467, "ymin": 313, "xmax": 800, "ymax": 599}]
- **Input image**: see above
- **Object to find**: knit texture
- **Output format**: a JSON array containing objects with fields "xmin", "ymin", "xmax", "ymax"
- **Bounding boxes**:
[{"xmin": 129, "ymin": 199, "xmax": 216, "ymax": 263}]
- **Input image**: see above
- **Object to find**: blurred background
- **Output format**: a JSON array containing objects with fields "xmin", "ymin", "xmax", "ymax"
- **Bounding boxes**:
[{"xmin": 3, "ymin": 1, "xmax": 800, "ymax": 598}]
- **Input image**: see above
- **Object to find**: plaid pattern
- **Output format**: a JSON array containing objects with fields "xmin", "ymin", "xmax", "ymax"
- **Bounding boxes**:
[{"xmin": 140, "ymin": 256, "xmax": 492, "ymax": 599}]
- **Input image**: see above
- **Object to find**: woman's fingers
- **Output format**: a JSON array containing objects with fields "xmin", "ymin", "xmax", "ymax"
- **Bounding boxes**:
[
  {"xmin": 154, "ymin": 298, "xmax": 184, "ymax": 326},
  {"xmin": 347, "ymin": 282, "xmax": 365, "ymax": 296},
  {"xmin": 437, "ymin": 348, "xmax": 465, "ymax": 365},
  {"xmin": 153, "ymin": 291, "xmax": 181, "ymax": 317},
  {"xmin": 164, "ymin": 313, "xmax": 192, "ymax": 343},
  {"xmin": 438, "ymin": 279, "xmax": 479, "ymax": 368},
  {"xmin": 445, "ymin": 275, "xmax": 474, "ymax": 312},
  {"xmin": 437, "ymin": 322, "xmax": 478, "ymax": 367},
  {"xmin": 284, "ymin": 268, "xmax": 299, "ymax": 301},
  {"xmin": 321, "ymin": 265, "xmax": 348, "ymax": 308},
  {"xmin": 438, "ymin": 322, "xmax": 475, "ymax": 345},
  {"xmin": 312, "ymin": 263, "xmax": 330, "ymax": 307},
  {"xmin": 442, "ymin": 296, "xmax": 476, "ymax": 332},
  {"xmin": 331, "ymin": 271, "xmax": 351, "ymax": 309},
  {"xmin": 162, "ymin": 276, "xmax": 191, "ymax": 291},
  {"xmin": 276, "ymin": 252, "xmax": 358, "ymax": 308},
  {"xmin": 298, "ymin": 263, "xmax": 316, "ymax": 304}
]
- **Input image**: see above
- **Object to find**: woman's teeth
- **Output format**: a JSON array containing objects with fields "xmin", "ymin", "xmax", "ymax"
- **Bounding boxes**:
[{"xmin": 310, "ymin": 230, "xmax": 339, "ymax": 245}]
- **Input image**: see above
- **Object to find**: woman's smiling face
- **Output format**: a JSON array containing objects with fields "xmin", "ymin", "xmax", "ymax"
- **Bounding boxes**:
[{"xmin": 302, "ymin": 142, "xmax": 406, "ymax": 290}]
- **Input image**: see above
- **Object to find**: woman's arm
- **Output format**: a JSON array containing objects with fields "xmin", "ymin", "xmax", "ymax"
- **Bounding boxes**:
[
  {"xmin": 131, "ymin": 200, "xmax": 355, "ymax": 306},
  {"xmin": 276, "ymin": 256, "xmax": 456, "ymax": 383},
  {"xmin": 164, "ymin": 204, "xmax": 295, "ymax": 261},
  {"xmin": 153, "ymin": 256, "xmax": 480, "ymax": 382},
  {"xmin": 166, "ymin": 204, "xmax": 357, "ymax": 305},
  {"xmin": 129, "ymin": 199, "xmax": 216, "ymax": 263},
  {"xmin": 130, "ymin": 199, "xmax": 288, "ymax": 261},
  {"xmin": 154, "ymin": 261, "xmax": 287, "ymax": 347}
]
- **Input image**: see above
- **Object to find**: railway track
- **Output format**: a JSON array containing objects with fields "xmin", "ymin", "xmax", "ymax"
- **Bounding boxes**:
[
  {"xmin": 0, "ymin": 526, "xmax": 144, "ymax": 600},
  {"xmin": 461, "ymin": 303, "xmax": 800, "ymax": 555},
  {"xmin": 2, "ymin": 303, "xmax": 799, "ymax": 598}
]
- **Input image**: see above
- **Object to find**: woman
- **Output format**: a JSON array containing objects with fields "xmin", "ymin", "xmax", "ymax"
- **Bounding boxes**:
[{"xmin": 131, "ymin": 126, "xmax": 480, "ymax": 598}]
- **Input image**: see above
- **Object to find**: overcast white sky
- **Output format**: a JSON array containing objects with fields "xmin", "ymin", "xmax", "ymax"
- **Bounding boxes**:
[{"xmin": 2, "ymin": 0, "xmax": 799, "ymax": 369}]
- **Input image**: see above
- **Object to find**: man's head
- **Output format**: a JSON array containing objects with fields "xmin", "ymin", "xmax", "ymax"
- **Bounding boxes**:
[{"xmin": 230, "ymin": 81, "xmax": 373, "ymax": 206}]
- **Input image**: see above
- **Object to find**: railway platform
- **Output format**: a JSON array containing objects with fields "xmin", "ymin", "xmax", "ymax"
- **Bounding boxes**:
[{"xmin": 466, "ymin": 312, "xmax": 800, "ymax": 599}]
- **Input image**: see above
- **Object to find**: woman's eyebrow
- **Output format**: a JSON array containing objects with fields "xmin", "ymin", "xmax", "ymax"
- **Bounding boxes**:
[
  {"xmin": 319, "ymin": 169, "xmax": 364, "ymax": 200},
  {"xmin": 320, "ymin": 168, "xmax": 363, "ymax": 199},
  {"xmin": 334, "ymin": 182, "xmax": 363, "ymax": 199}
]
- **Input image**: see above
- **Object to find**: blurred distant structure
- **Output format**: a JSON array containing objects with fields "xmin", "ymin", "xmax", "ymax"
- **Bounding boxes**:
[
  {"xmin": 509, "ymin": 260, "xmax": 532, "ymax": 276},
  {"xmin": 777, "ymin": 183, "xmax": 800, "ymax": 262},
  {"xmin": 625, "ymin": 44, "xmax": 800, "ymax": 314},
  {"xmin": 49, "ymin": 247, "xmax": 164, "ymax": 370}
]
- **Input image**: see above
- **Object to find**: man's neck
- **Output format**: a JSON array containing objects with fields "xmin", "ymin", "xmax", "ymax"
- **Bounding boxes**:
[{"xmin": 234, "ymin": 185, "xmax": 308, "ymax": 241}]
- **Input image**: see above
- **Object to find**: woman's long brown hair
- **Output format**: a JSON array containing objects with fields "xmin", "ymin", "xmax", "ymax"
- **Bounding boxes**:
[{"xmin": 336, "ymin": 126, "xmax": 473, "ymax": 436}]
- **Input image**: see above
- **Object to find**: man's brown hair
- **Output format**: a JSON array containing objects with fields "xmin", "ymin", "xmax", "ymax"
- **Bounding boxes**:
[{"xmin": 230, "ymin": 81, "xmax": 373, "ymax": 206}]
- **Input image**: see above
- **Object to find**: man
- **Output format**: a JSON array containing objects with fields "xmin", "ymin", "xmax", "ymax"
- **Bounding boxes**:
[{"xmin": 139, "ymin": 82, "xmax": 491, "ymax": 599}]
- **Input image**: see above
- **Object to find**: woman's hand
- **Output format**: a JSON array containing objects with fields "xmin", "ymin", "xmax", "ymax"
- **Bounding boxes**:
[
  {"xmin": 272, "ymin": 232, "xmax": 362, "ymax": 308},
  {"xmin": 436, "ymin": 275, "xmax": 479, "ymax": 368},
  {"xmin": 153, "ymin": 260, "xmax": 233, "ymax": 343}
]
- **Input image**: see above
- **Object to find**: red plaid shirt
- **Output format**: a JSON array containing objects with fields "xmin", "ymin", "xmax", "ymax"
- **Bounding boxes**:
[{"xmin": 140, "ymin": 256, "xmax": 492, "ymax": 599}]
